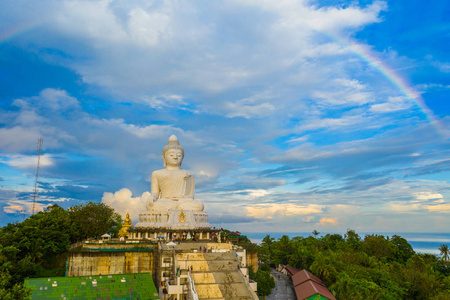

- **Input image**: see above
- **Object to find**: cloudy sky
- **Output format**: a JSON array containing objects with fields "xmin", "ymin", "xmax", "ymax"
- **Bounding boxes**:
[{"xmin": 1, "ymin": 0, "xmax": 449, "ymax": 234}]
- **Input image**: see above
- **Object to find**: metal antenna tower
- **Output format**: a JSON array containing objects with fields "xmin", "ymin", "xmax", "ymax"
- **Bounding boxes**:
[{"xmin": 32, "ymin": 137, "xmax": 43, "ymax": 215}]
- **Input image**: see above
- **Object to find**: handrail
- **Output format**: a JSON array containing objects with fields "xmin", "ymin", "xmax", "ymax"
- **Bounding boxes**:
[
  {"xmin": 69, "ymin": 241, "xmax": 84, "ymax": 249},
  {"xmin": 233, "ymin": 250, "xmax": 259, "ymax": 300},
  {"xmin": 187, "ymin": 271, "xmax": 199, "ymax": 300}
]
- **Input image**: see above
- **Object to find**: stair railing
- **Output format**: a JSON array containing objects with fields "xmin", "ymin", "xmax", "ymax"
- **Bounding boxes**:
[{"xmin": 187, "ymin": 270, "xmax": 199, "ymax": 300}]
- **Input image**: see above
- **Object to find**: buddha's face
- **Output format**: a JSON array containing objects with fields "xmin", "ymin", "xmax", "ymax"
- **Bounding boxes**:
[{"xmin": 163, "ymin": 149, "xmax": 183, "ymax": 167}]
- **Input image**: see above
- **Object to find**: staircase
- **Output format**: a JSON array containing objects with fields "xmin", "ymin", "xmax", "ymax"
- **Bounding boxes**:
[{"xmin": 176, "ymin": 252, "xmax": 258, "ymax": 300}]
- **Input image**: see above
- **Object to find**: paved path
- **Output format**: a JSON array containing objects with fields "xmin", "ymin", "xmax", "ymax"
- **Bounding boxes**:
[{"xmin": 266, "ymin": 269, "xmax": 296, "ymax": 300}]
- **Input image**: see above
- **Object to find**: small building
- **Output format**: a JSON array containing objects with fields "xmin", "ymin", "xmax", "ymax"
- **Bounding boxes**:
[
  {"xmin": 292, "ymin": 269, "xmax": 336, "ymax": 300},
  {"xmin": 227, "ymin": 231, "xmax": 248, "ymax": 243},
  {"xmin": 101, "ymin": 233, "xmax": 111, "ymax": 241}
]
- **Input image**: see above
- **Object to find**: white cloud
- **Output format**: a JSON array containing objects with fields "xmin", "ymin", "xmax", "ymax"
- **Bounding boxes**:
[
  {"xmin": 318, "ymin": 217, "xmax": 337, "ymax": 226},
  {"xmin": 3, "ymin": 0, "xmax": 389, "ymax": 119},
  {"xmin": 3, "ymin": 199, "xmax": 45, "ymax": 214},
  {"xmin": 101, "ymin": 188, "xmax": 149, "ymax": 221},
  {"xmin": 370, "ymin": 96, "xmax": 412, "ymax": 113},
  {"xmin": 414, "ymin": 192, "xmax": 443, "ymax": 201},
  {"xmin": 296, "ymin": 114, "xmax": 367, "ymax": 132},
  {"xmin": 426, "ymin": 204, "xmax": 450, "ymax": 213},
  {"xmin": 1, "ymin": 154, "xmax": 54, "ymax": 169},
  {"xmin": 37, "ymin": 88, "xmax": 80, "ymax": 111},
  {"xmin": 128, "ymin": 8, "xmax": 171, "ymax": 47},
  {"xmin": 0, "ymin": 126, "xmax": 42, "ymax": 152},
  {"xmin": 224, "ymin": 101, "xmax": 275, "ymax": 119},
  {"xmin": 246, "ymin": 203, "xmax": 323, "ymax": 218},
  {"xmin": 311, "ymin": 78, "xmax": 373, "ymax": 106},
  {"xmin": 143, "ymin": 94, "xmax": 187, "ymax": 109}
]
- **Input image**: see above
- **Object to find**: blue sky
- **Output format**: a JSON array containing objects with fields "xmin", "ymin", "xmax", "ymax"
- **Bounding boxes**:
[{"xmin": 1, "ymin": 0, "xmax": 449, "ymax": 233}]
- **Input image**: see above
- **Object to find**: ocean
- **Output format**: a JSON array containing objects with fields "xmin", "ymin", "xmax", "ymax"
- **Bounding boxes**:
[{"xmin": 244, "ymin": 232, "xmax": 450, "ymax": 256}]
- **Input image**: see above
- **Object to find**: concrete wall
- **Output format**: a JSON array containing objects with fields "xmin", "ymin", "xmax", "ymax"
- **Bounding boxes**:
[
  {"xmin": 246, "ymin": 249, "xmax": 258, "ymax": 272},
  {"xmin": 67, "ymin": 251, "xmax": 155, "ymax": 278}
]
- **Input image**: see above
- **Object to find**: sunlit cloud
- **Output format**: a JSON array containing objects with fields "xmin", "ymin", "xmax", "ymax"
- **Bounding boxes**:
[
  {"xmin": 414, "ymin": 192, "xmax": 443, "ymax": 201},
  {"xmin": 246, "ymin": 203, "xmax": 323, "ymax": 218},
  {"xmin": 318, "ymin": 217, "xmax": 337, "ymax": 226},
  {"xmin": 0, "ymin": 0, "xmax": 448, "ymax": 234},
  {"xmin": 1, "ymin": 154, "xmax": 54, "ymax": 169},
  {"xmin": 101, "ymin": 188, "xmax": 148, "ymax": 221},
  {"xmin": 3, "ymin": 199, "xmax": 45, "ymax": 214}
]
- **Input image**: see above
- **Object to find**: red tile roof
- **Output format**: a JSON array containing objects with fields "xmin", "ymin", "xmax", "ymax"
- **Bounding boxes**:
[
  {"xmin": 292, "ymin": 269, "xmax": 323, "ymax": 287},
  {"xmin": 294, "ymin": 280, "xmax": 336, "ymax": 300},
  {"xmin": 284, "ymin": 265, "xmax": 300, "ymax": 276}
]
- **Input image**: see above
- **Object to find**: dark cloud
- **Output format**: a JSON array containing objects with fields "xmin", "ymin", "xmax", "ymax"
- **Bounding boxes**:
[{"xmin": 404, "ymin": 159, "xmax": 450, "ymax": 177}]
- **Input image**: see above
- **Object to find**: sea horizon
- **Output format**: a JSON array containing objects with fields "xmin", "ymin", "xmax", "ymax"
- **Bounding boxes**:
[{"xmin": 243, "ymin": 231, "xmax": 450, "ymax": 255}]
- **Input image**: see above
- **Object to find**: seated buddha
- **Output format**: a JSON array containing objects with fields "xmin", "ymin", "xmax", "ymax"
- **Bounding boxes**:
[{"xmin": 147, "ymin": 135, "xmax": 204, "ymax": 212}]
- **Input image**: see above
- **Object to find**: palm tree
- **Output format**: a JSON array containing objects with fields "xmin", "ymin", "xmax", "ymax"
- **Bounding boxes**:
[
  {"xmin": 312, "ymin": 229, "xmax": 320, "ymax": 238},
  {"xmin": 439, "ymin": 244, "xmax": 449, "ymax": 261}
]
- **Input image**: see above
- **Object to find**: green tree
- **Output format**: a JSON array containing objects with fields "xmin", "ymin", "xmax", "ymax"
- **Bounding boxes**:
[
  {"xmin": 254, "ymin": 269, "xmax": 275, "ymax": 299},
  {"xmin": 248, "ymin": 265, "xmax": 256, "ymax": 280},
  {"xmin": 259, "ymin": 263, "xmax": 271, "ymax": 272},
  {"xmin": 0, "ymin": 271, "xmax": 30, "ymax": 300},
  {"xmin": 331, "ymin": 272, "xmax": 383, "ymax": 300},
  {"xmin": 439, "ymin": 244, "xmax": 449, "ymax": 261},
  {"xmin": 312, "ymin": 229, "xmax": 320, "ymax": 238},
  {"xmin": 345, "ymin": 229, "xmax": 361, "ymax": 250},
  {"xmin": 258, "ymin": 235, "xmax": 274, "ymax": 264},
  {"xmin": 362, "ymin": 234, "xmax": 396, "ymax": 261},
  {"xmin": 272, "ymin": 235, "xmax": 292, "ymax": 265},
  {"xmin": 390, "ymin": 235, "xmax": 414, "ymax": 263},
  {"xmin": 310, "ymin": 251, "xmax": 338, "ymax": 286},
  {"xmin": 69, "ymin": 201, "xmax": 122, "ymax": 239},
  {"xmin": 0, "ymin": 246, "xmax": 31, "ymax": 300}
]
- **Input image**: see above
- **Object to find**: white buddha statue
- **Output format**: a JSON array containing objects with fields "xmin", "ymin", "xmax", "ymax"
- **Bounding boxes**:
[{"xmin": 147, "ymin": 135, "xmax": 204, "ymax": 212}]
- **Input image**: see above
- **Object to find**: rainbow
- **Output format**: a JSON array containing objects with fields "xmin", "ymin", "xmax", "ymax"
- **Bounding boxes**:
[
  {"xmin": 344, "ymin": 38, "xmax": 448, "ymax": 139},
  {"xmin": 0, "ymin": 20, "xmax": 43, "ymax": 44},
  {"xmin": 1, "ymin": 21, "xmax": 447, "ymax": 138}
]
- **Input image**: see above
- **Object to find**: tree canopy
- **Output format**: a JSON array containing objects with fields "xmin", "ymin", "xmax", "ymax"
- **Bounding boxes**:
[
  {"xmin": 258, "ymin": 231, "xmax": 450, "ymax": 299},
  {"xmin": 69, "ymin": 201, "xmax": 122, "ymax": 239},
  {"xmin": 0, "ymin": 202, "xmax": 122, "ymax": 300}
]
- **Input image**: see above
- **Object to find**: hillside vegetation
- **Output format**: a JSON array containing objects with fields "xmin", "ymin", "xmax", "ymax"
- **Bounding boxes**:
[
  {"xmin": 258, "ymin": 231, "xmax": 450, "ymax": 300},
  {"xmin": 0, "ymin": 203, "xmax": 121, "ymax": 300}
]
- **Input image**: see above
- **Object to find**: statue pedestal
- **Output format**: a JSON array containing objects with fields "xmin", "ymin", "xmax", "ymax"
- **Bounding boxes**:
[{"xmin": 135, "ymin": 209, "xmax": 210, "ymax": 230}]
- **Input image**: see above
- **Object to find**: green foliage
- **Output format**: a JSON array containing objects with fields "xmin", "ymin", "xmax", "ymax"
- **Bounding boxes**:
[
  {"xmin": 439, "ymin": 244, "xmax": 449, "ymax": 261},
  {"xmin": 0, "ymin": 202, "xmax": 122, "ymax": 300},
  {"xmin": 362, "ymin": 234, "xmax": 396, "ymax": 262},
  {"xmin": 0, "ymin": 270, "xmax": 30, "ymax": 300},
  {"xmin": 258, "ymin": 230, "xmax": 450, "ymax": 300},
  {"xmin": 69, "ymin": 201, "xmax": 122, "ymax": 239},
  {"xmin": 248, "ymin": 265, "xmax": 256, "ymax": 280},
  {"xmin": 259, "ymin": 263, "xmax": 271, "ymax": 272},
  {"xmin": 271, "ymin": 235, "xmax": 293, "ymax": 266},
  {"xmin": 258, "ymin": 235, "xmax": 274, "ymax": 264},
  {"xmin": 254, "ymin": 269, "xmax": 275, "ymax": 298},
  {"xmin": 390, "ymin": 235, "xmax": 414, "ymax": 263}
]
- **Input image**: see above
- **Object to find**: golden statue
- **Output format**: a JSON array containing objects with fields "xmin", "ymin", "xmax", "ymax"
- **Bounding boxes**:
[{"xmin": 118, "ymin": 212, "xmax": 132, "ymax": 238}]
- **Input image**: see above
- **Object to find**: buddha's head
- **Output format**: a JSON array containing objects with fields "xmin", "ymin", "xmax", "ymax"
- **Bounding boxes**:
[{"xmin": 162, "ymin": 135, "xmax": 184, "ymax": 168}]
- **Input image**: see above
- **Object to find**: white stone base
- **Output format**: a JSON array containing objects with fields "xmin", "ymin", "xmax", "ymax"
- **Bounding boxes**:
[{"xmin": 135, "ymin": 209, "xmax": 210, "ymax": 230}]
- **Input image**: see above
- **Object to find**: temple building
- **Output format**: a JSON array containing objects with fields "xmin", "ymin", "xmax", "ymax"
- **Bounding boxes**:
[{"xmin": 30, "ymin": 135, "xmax": 258, "ymax": 300}]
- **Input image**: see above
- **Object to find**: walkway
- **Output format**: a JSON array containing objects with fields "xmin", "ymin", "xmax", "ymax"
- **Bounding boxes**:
[
  {"xmin": 176, "ymin": 252, "xmax": 258, "ymax": 300},
  {"xmin": 266, "ymin": 269, "xmax": 296, "ymax": 300}
]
